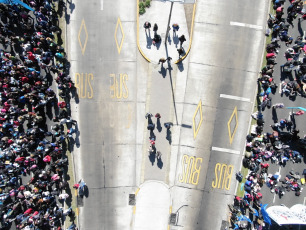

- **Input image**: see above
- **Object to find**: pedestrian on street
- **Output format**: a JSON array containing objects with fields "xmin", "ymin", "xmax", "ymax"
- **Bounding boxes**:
[
  {"xmin": 172, "ymin": 23, "xmax": 179, "ymax": 34},
  {"xmin": 144, "ymin": 21, "xmax": 151, "ymax": 34},
  {"xmin": 153, "ymin": 23, "xmax": 158, "ymax": 34},
  {"xmin": 145, "ymin": 112, "xmax": 153, "ymax": 119},
  {"xmin": 158, "ymin": 58, "xmax": 166, "ymax": 65},
  {"xmin": 164, "ymin": 123, "xmax": 171, "ymax": 129},
  {"xmin": 179, "ymin": 35, "xmax": 186, "ymax": 47},
  {"xmin": 177, "ymin": 48, "xmax": 184, "ymax": 57},
  {"xmin": 155, "ymin": 113, "xmax": 161, "ymax": 119}
]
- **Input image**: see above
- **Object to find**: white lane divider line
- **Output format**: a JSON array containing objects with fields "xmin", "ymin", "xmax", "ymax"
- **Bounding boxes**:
[
  {"xmin": 279, "ymin": 83, "xmax": 282, "ymax": 94},
  {"xmin": 230, "ymin": 21, "xmax": 263, "ymax": 30},
  {"xmin": 220, "ymin": 94, "xmax": 250, "ymax": 102},
  {"xmin": 212, "ymin": 147, "xmax": 240, "ymax": 155},
  {"xmin": 101, "ymin": 0, "xmax": 104, "ymax": 10}
]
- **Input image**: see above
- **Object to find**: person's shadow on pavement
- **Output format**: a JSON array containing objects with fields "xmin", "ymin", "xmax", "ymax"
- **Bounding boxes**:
[
  {"xmin": 167, "ymin": 34, "xmax": 172, "ymax": 45},
  {"xmin": 157, "ymin": 158, "xmax": 163, "ymax": 169},
  {"xmin": 149, "ymin": 130, "xmax": 156, "ymax": 141},
  {"xmin": 177, "ymin": 61, "xmax": 184, "ymax": 72},
  {"xmin": 173, "ymin": 33, "xmax": 179, "ymax": 48},
  {"xmin": 158, "ymin": 66, "xmax": 167, "ymax": 78},
  {"xmin": 146, "ymin": 34, "xmax": 152, "ymax": 49},
  {"xmin": 166, "ymin": 128, "xmax": 172, "ymax": 145},
  {"xmin": 149, "ymin": 151, "xmax": 156, "ymax": 166},
  {"xmin": 156, "ymin": 118, "xmax": 162, "ymax": 132}
]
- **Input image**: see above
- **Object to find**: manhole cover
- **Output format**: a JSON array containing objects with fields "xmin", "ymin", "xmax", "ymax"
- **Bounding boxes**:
[
  {"xmin": 129, "ymin": 194, "xmax": 136, "ymax": 205},
  {"xmin": 169, "ymin": 213, "xmax": 177, "ymax": 225}
]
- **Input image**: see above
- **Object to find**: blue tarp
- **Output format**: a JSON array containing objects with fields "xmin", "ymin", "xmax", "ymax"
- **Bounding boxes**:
[
  {"xmin": 261, "ymin": 204, "xmax": 272, "ymax": 225},
  {"xmin": 238, "ymin": 215, "xmax": 253, "ymax": 224},
  {"xmin": 0, "ymin": 0, "xmax": 34, "ymax": 11}
]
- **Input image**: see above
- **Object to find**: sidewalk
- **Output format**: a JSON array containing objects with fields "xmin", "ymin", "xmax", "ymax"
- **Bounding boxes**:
[
  {"xmin": 139, "ymin": 1, "xmax": 192, "ymax": 183},
  {"xmin": 134, "ymin": 181, "xmax": 171, "ymax": 230},
  {"xmin": 138, "ymin": 0, "xmax": 191, "ymax": 63}
]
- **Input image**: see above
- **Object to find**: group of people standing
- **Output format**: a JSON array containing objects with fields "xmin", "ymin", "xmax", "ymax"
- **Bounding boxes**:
[
  {"xmin": 228, "ymin": 0, "xmax": 306, "ymax": 229},
  {"xmin": 0, "ymin": 0, "xmax": 78, "ymax": 229}
]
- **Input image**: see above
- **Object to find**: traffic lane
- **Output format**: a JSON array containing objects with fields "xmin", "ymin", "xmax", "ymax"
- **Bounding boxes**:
[
  {"xmin": 211, "ymin": 99, "xmax": 253, "ymax": 151},
  {"xmin": 195, "ymin": 0, "xmax": 268, "ymax": 27},
  {"xmin": 69, "ymin": 0, "xmax": 138, "ymax": 229},
  {"xmin": 190, "ymin": 21, "xmax": 264, "ymax": 73},
  {"xmin": 70, "ymin": 58, "xmax": 137, "ymax": 144},
  {"xmin": 198, "ymin": 151, "xmax": 241, "ymax": 230}
]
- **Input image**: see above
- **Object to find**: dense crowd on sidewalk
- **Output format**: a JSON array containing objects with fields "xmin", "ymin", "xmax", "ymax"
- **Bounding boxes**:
[
  {"xmin": 0, "ymin": 0, "xmax": 78, "ymax": 229},
  {"xmin": 229, "ymin": 0, "xmax": 306, "ymax": 229}
]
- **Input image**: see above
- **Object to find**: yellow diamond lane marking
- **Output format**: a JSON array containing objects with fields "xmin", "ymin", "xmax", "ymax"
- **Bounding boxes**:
[
  {"xmin": 114, "ymin": 17, "xmax": 125, "ymax": 54},
  {"xmin": 227, "ymin": 106, "xmax": 238, "ymax": 145},
  {"xmin": 78, "ymin": 19, "xmax": 88, "ymax": 55},
  {"xmin": 193, "ymin": 100, "xmax": 203, "ymax": 139}
]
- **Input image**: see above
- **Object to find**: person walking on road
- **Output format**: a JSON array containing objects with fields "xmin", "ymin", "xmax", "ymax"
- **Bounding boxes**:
[
  {"xmin": 144, "ymin": 21, "xmax": 151, "ymax": 35},
  {"xmin": 145, "ymin": 112, "xmax": 153, "ymax": 119},
  {"xmin": 179, "ymin": 35, "xmax": 186, "ymax": 47},
  {"xmin": 172, "ymin": 23, "xmax": 179, "ymax": 35},
  {"xmin": 177, "ymin": 48, "xmax": 184, "ymax": 58},
  {"xmin": 158, "ymin": 57, "xmax": 172, "ymax": 66},
  {"xmin": 158, "ymin": 58, "xmax": 166, "ymax": 65}
]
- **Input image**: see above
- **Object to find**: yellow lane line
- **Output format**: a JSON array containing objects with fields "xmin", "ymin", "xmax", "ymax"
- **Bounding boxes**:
[
  {"xmin": 175, "ymin": 2, "xmax": 196, "ymax": 64},
  {"xmin": 136, "ymin": 0, "xmax": 151, "ymax": 62}
]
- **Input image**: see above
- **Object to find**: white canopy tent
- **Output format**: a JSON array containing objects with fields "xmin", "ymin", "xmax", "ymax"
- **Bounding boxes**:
[{"xmin": 266, "ymin": 204, "xmax": 306, "ymax": 226}]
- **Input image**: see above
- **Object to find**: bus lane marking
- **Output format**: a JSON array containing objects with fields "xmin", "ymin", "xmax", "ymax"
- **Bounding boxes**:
[
  {"xmin": 110, "ymin": 73, "xmax": 129, "ymax": 99},
  {"xmin": 212, "ymin": 163, "xmax": 234, "ymax": 190},
  {"xmin": 178, "ymin": 154, "xmax": 203, "ymax": 185},
  {"xmin": 74, "ymin": 73, "xmax": 94, "ymax": 99}
]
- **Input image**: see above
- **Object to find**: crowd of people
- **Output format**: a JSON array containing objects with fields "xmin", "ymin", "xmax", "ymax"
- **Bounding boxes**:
[
  {"xmin": 0, "ymin": 0, "xmax": 78, "ymax": 229},
  {"xmin": 229, "ymin": 0, "xmax": 306, "ymax": 229}
]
